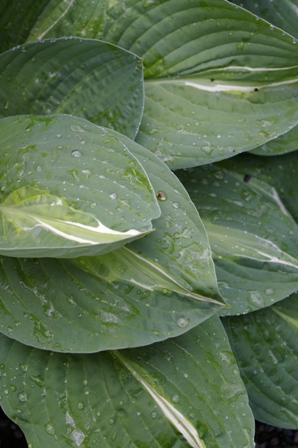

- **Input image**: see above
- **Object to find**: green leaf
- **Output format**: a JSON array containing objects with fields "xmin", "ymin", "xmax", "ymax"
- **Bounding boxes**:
[
  {"xmin": 0, "ymin": 316, "xmax": 255, "ymax": 448},
  {"xmin": 26, "ymin": 0, "xmax": 107, "ymax": 42},
  {"xmin": 231, "ymin": 0, "xmax": 298, "ymax": 39},
  {"xmin": 229, "ymin": 1, "xmax": 298, "ymax": 157},
  {"xmin": 0, "ymin": 38, "xmax": 144, "ymax": 138},
  {"xmin": 177, "ymin": 163, "xmax": 298, "ymax": 315},
  {"xmin": 122, "ymin": 133, "xmax": 224, "ymax": 305},
  {"xmin": 0, "ymin": 0, "xmax": 107, "ymax": 52},
  {"xmin": 137, "ymin": 80, "xmax": 298, "ymax": 168},
  {"xmin": 217, "ymin": 151, "xmax": 298, "ymax": 224},
  {"xmin": 223, "ymin": 293, "xmax": 298, "ymax": 429},
  {"xmin": 0, "ymin": 256, "xmax": 219, "ymax": 353},
  {"xmin": 0, "ymin": 0, "xmax": 49, "ymax": 52},
  {"xmin": 0, "ymin": 132, "xmax": 222, "ymax": 352},
  {"xmin": 0, "ymin": 114, "xmax": 160, "ymax": 258},
  {"xmin": 103, "ymin": 0, "xmax": 298, "ymax": 168},
  {"xmin": 252, "ymin": 125, "xmax": 298, "ymax": 157}
]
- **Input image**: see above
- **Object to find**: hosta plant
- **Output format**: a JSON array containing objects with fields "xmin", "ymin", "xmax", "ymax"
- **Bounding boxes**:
[{"xmin": 1, "ymin": 1, "xmax": 298, "ymax": 447}]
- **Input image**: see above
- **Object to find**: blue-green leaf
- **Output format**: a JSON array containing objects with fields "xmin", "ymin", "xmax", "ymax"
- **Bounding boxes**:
[
  {"xmin": 0, "ymin": 316, "xmax": 254, "ymax": 447},
  {"xmin": 0, "ymin": 131, "xmax": 222, "ymax": 352},
  {"xmin": 223, "ymin": 293, "xmax": 298, "ymax": 429},
  {"xmin": 0, "ymin": 0, "xmax": 107, "ymax": 53},
  {"xmin": 0, "ymin": 115, "xmax": 160, "ymax": 258},
  {"xmin": 104, "ymin": 0, "xmax": 298, "ymax": 168},
  {"xmin": 177, "ymin": 163, "xmax": 298, "ymax": 315},
  {"xmin": 0, "ymin": 38, "xmax": 144, "ymax": 138}
]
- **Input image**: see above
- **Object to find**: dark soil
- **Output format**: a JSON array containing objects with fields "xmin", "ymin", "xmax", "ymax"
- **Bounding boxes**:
[
  {"xmin": 1, "ymin": 407, "xmax": 298, "ymax": 447},
  {"xmin": 255, "ymin": 422, "xmax": 298, "ymax": 448}
]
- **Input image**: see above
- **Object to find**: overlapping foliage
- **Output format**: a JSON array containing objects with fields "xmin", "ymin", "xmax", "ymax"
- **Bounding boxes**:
[{"xmin": 0, "ymin": 1, "xmax": 298, "ymax": 447}]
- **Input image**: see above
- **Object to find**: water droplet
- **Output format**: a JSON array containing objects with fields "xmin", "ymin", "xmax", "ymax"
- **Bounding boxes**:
[
  {"xmin": 70, "ymin": 428, "xmax": 85, "ymax": 446},
  {"xmin": 71, "ymin": 125, "xmax": 85, "ymax": 133},
  {"xmin": 217, "ymin": 134, "xmax": 221, "ymax": 138},
  {"xmin": 10, "ymin": 385, "xmax": 17, "ymax": 391},
  {"xmin": 77, "ymin": 402, "xmax": 84, "ymax": 410},
  {"xmin": 109, "ymin": 418, "xmax": 114, "ymax": 425},
  {"xmin": 71, "ymin": 150, "xmax": 82, "ymax": 158},
  {"xmin": 0, "ymin": 364, "xmax": 5, "ymax": 370},
  {"xmin": 90, "ymin": 202, "xmax": 96, "ymax": 208},
  {"xmin": 151, "ymin": 411, "xmax": 157, "ymax": 419},
  {"xmin": 172, "ymin": 202, "xmax": 179, "ymax": 209},
  {"xmin": 18, "ymin": 393, "xmax": 28, "ymax": 402},
  {"xmin": 265, "ymin": 288, "xmax": 274, "ymax": 295},
  {"xmin": 176, "ymin": 317, "xmax": 190, "ymax": 328},
  {"xmin": 171, "ymin": 394, "xmax": 179, "ymax": 403},
  {"xmin": 45, "ymin": 423, "xmax": 55, "ymax": 435},
  {"xmin": 109, "ymin": 192, "xmax": 118, "ymax": 200},
  {"xmin": 30, "ymin": 375, "xmax": 45, "ymax": 387},
  {"xmin": 156, "ymin": 191, "xmax": 167, "ymax": 201}
]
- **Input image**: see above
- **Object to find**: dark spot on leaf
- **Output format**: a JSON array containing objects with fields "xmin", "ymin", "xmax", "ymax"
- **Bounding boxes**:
[
  {"xmin": 254, "ymin": 88, "xmax": 259, "ymax": 92},
  {"xmin": 210, "ymin": 78, "xmax": 215, "ymax": 82},
  {"xmin": 244, "ymin": 174, "xmax": 251, "ymax": 182}
]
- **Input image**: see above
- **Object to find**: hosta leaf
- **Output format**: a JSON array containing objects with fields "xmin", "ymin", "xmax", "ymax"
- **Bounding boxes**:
[
  {"xmin": 137, "ymin": 80, "xmax": 298, "ymax": 168},
  {"xmin": 0, "ymin": 256, "xmax": 219, "ymax": 353},
  {"xmin": 0, "ymin": 133, "xmax": 222, "ymax": 352},
  {"xmin": 177, "ymin": 163, "xmax": 298, "ymax": 315},
  {"xmin": 0, "ymin": 316, "xmax": 255, "ymax": 448},
  {"xmin": 229, "ymin": 0, "xmax": 298, "ymax": 157},
  {"xmin": 218, "ymin": 151, "xmax": 298, "ymax": 224},
  {"xmin": 0, "ymin": 114, "xmax": 160, "ymax": 258},
  {"xmin": 231, "ymin": 0, "xmax": 298, "ymax": 39},
  {"xmin": 0, "ymin": 38, "xmax": 144, "ymax": 138},
  {"xmin": 223, "ymin": 293, "xmax": 298, "ymax": 429},
  {"xmin": 73, "ymin": 132, "xmax": 224, "ymax": 307},
  {"xmin": 122, "ymin": 133, "xmax": 223, "ymax": 304},
  {"xmin": 0, "ymin": 0, "xmax": 107, "ymax": 53},
  {"xmin": 104, "ymin": 0, "xmax": 298, "ymax": 168},
  {"xmin": 252, "ymin": 125, "xmax": 298, "ymax": 157},
  {"xmin": 26, "ymin": 0, "xmax": 107, "ymax": 42},
  {"xmin": 0, "ymin": 0, "xmax": 49, "ymax": 52}
]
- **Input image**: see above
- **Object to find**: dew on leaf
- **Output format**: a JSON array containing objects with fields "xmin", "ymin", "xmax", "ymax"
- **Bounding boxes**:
[
  {"xmin": 176, "ymin": 317, "xmax": 190, "ymax": 328},
  {"xmin": 18, "ymin": 392, "xmax": 28, "ymax": 402},
  {"xmin": 71, "ymin": 125, "xmax": 85, "ymax": 133},
  {"xmin": 70, "ymin": 429, "xmax": 86, "ymax": 447},
  {"xmin": 71, "ymin": 150, "xmax": 82, "ymax": 158},
  {"xmin": 45, "ymin": 423, "xmax": 55, "ymax": 435},
  {"xmin": 171, "ymin": 394, "xmax": 179, "ymax": 403},
  {"xmin": 30, "ymin": 375, "xmax": 45, "ymax": 387}
]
